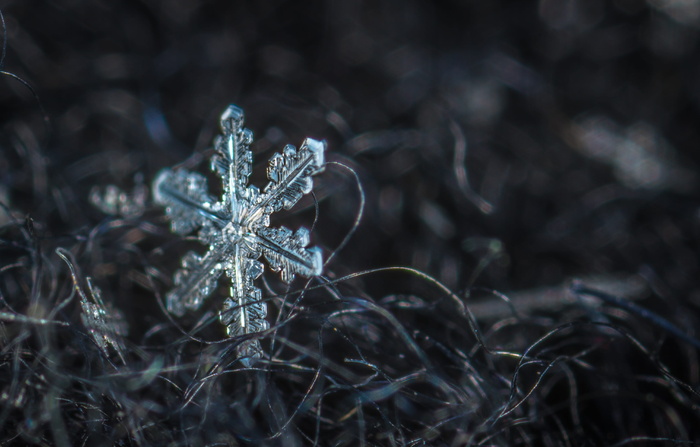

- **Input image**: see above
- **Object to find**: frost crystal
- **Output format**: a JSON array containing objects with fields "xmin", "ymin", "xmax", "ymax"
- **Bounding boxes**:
[
  {"xmin": 90, "ymin": 175, "xmax": 148, "ymax": 218},
  {"xmin": 57, "ymin": 248, "xmax": 128, "ymax": 364},
  {"xmin": 153, "ymin": 105, "xmax": 325, "ymax": 365},
  {"xmin": 79, "ymin": 278, "xmax": 128, "ymax": 364}
]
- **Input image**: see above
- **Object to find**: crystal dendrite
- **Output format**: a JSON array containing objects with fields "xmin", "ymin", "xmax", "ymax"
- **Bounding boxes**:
[{"xmin": 153, "ymin": 105, "xmax": 325, "ymax": 364}]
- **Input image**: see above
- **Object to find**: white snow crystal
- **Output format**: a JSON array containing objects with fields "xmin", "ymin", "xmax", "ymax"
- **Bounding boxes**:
[{"xmin": 153, "ymin": 105, "xmax": 326, "ymax": 365}]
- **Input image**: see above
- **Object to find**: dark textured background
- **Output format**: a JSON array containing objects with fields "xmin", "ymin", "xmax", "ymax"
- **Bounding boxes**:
[{"xmin": 1, "ymin": 0, "xmax": 700, "ymax": 445}]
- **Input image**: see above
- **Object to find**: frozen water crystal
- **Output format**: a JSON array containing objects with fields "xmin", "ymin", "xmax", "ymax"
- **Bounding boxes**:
[{"xmin": 153, "ymin": 105, "xmax": 325, "ymax": 365}]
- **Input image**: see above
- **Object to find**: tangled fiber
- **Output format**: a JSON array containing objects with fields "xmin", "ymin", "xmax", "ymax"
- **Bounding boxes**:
[{"xmin": 1, "ymin": 0, "xmax": 700, "ymax": 445}]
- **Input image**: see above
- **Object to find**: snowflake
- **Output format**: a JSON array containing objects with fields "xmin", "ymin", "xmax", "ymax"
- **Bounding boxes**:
[
  {"xmin": 153, "ymin": 105, "xmax": 325, "ymax": 365},
  {"xmin": 79, "ymin": 278, "xmax": 128, "ymax": 365},
  {"xmin": 57, "ymin": 248, "xmax": 128, "ymax": 365},
  {"xmin": 89, "ymin": 174, "xmax": 148, "ymax": 218}
]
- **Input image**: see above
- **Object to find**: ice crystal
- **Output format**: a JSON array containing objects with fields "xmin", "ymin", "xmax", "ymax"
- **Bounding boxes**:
[
  {"xmin": 79, "ymin": 278, "xmax": 128, "ymax": 364},
  {"xmin": 90, "ymin": 174, "xmax": 148, "ymax": 218},
  {"xmin": 57, "ymin": 248, "xmax": 128, "ymax": 364},
  {"xmin": 153, "ymin": 105, "xmax": 325, "ymax": 365}
]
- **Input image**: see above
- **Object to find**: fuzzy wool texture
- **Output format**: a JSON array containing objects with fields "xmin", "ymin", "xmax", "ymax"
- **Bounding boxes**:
[{"xmin": 1, "ymin": 1, "xmax": 700, "ymax": 445}]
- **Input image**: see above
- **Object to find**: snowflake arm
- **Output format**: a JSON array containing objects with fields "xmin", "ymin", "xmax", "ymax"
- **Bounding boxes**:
[
  {"xmin": 153, "ymin": 169, "xmax": 226, "ymax": 235},
  {"xmin": 212, "ymin": 105, "xmax": 253, "ymax": 222},
  {"xmin": 165, "ymin": 244, "xmax": 229, "ymax": 316},
  {"xmin": 255, "ymin": 226, "xmax": 322, "ymax": 283},
  {"xmin": 218, "ymin": 242, "xmax": 267, "ymax": 337},
  {"xmin": 243, "ymin": 138, "xmax": 326, "ymax": 228}
]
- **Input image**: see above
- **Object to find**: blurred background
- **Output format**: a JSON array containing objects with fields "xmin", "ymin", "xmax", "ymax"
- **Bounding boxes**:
[{"xmin": 1, "ymin": 0, "xmax": 700, "ymax": 445}]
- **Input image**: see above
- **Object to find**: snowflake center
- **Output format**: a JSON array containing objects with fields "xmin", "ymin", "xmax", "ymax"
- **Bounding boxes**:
[{"xmin": 223, "ymin": 221, "xmax": 245, "ymax": 240}]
